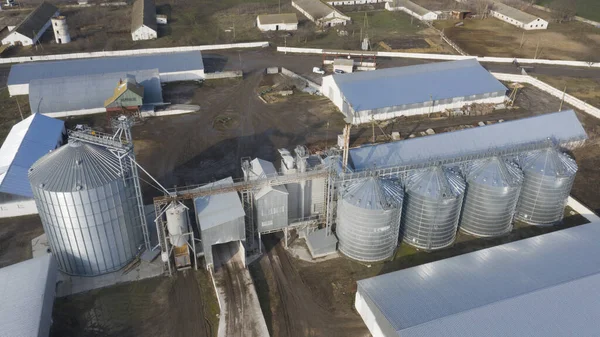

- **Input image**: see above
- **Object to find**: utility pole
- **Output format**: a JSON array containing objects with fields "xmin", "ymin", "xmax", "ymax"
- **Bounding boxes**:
[
  {"xmin": 371, "ymin": 114, "xmax": 375, "ymax": 143},
  {"xmin": 559, "ymin": 86, "xmax": 567, "ymax": 111},
  {"xmin": 534, "ymin": 38, "xmax": 541, "ymax": 59},
  {"xmin": 519, "ymin": 31, "xmax": 525, "ymax": 49},
  {"xmin": 15, "ymin": 97, "xmax": 23, "ymax": 120}
]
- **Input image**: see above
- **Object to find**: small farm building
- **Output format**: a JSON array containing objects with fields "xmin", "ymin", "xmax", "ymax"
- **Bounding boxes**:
[
  {"xmin": 131, "ymin": 0, "xmax": 158, "ymax": 40},
  {"xmin": 490, "ymin": 2, "xmax": 548, "ymax": 30},
  {"xmin": 292, "ymin": 0, "xmax": 351, "ymax": 26},
  {"xmin": 256, "ymin": 13, "xmax": 298, "ymax": 31},
  {"xmin": 385, "ymin": 0, "xmax": 438, "ymax": 21},
  {"xmin": 1, "ymin": 2, "xmax": 59, "ymax": 46}
]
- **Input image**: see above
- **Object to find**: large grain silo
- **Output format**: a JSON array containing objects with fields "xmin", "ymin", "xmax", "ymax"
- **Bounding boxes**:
[
  {"xmin": 28, "ymin": 141, "xmax": 143, "ymax": 276},
  {"xmin": 336, "ymin": 177, "xmax": 403, "ymax": 262},
  {"xmin": 401, "ymin": 166, "xmax": 465, "ymax": 250},
  {"xmin": 515, "ymin": 147, "xmax": 577, "ymax": 225},
  {"xmin": 459, "ymin": 157, "xmax": 523, "ymax": 237}
]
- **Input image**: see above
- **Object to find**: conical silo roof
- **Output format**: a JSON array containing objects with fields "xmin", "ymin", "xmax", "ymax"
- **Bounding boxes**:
[
  {"xmin": 520, "ymin": 147, "xmax": 577, "ymax": 177},
  {"xmin": 29, "ymin": 141, "xmax": 123, "ymax": 192},
  {"xmin": 466, "ymin": 157, "xmax": 523, "ymax": 187},
  {"xmin": 341, "ymin": 176, "xmax": 403, "ymax": 210},
  {"xmin": 405, "ymin": 166, "xmax": 465, "ymax": 200}
]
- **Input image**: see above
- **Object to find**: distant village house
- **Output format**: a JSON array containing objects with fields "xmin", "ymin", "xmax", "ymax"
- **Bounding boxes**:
[
  {"xmin": 1, "ymin": 2, "xmax": 59, "ymax": 46},
  {"xmin": 131, "ymin": 0, "xmax": 158, "ymax": 41},
  {"xmin": 292, "ymin": 0, "xmax": 351, "ymax": 27},
  {"xmin": 385, "ymin": 0, "xmax": 438, "ymax": 21},
  {"xmin": 489, "ymin": 2, "xmax": 548, "ymax": 30},
  {"xmin": 256, "ymin": 13, "xmax": 298, "ymax": 31}
]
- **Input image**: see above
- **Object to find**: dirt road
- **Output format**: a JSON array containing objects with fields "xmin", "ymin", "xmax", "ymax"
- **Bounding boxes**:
[
  {"xmin": 213, "ymin": 242, "xmax": 269, "ymax": 337},
  {"xmin": 256, "ymin": 235, "xmax": 369, "ymax": 337}
]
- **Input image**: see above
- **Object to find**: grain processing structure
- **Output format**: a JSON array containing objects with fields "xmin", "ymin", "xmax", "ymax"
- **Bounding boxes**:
[{"xmin": 322, "ymin": 59, "xmax": 507, "ymax": 124}]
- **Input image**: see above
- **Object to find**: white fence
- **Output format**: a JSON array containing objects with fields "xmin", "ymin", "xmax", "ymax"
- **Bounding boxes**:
[
  {"xmin": 567, "ymin": 196, "xmax": 600, "ymax": 224},
  {"xmin": 491, "ymin": 72, "xmax": 600, "ymax": 119},
  {"xmin": 276, "ymin": 47, "xmax": 600, "ymax": 68},
  {"xmin": 0, "ymin": 42, "xmax": 270, "ymax": 65}
]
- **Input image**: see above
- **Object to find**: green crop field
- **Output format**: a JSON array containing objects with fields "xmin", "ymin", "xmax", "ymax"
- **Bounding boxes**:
[{"xmin": 537, "ymin": 0, "xmax": 600, "ymax": 22}]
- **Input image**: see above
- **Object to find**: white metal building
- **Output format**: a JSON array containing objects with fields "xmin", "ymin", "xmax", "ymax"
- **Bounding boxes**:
[
  {"xmin": 490, "ymin": 2, "xmax": 548, "ymax": 30},
  {"xmin": 0, "ymin": 254, "xmax": 58, "ymax": 337},
  {"xmin": 131, "ymin": 0, "xmax": 157, "ymax": 41},
  {"xmin": 292, "ymin": 0, "xmax": 351, "ymax": 27},
  {"xmin": 193, "ymin": 177, "xmax": 246, "ymax": 270},
  {"xmin": 0, "ymin": 113, "xmax": 65, "ymax": 218},
  {"xmin": 385, "ymin": 0, "xmax": 438, "ymax": 21},
  {"xmin": 257, "ymin": 13, "xmax": 298, "ymax": 31},
  {"xmin": 1, "ymin": 2, "xmax": 59, "ymax": 46},
  {"xmin": 7, "ymin": 51, "xmax": 204, "ymax": 96},
  {"xmin": 322, "ymin": 59, "xmax": 507, "ymax": 124},
  {"xmin": 327, "ymin": 0, "xmax": 382, "ymax": 6},
  {"xmin": 356, "ymin": 221, "xmax": 600, "ymax": 337}
]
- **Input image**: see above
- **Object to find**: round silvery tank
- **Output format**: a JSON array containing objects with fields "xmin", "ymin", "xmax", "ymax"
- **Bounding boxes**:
[
  {"xmin": 401, "ymin": 166, "xmax": 465, "ymax": 250},
  {"xmin": 515, "ymin": 148, "xmax": 577, "ymax": 225},
  {"xmin": 166, "ymin": 203, "xmax": 189, "ymax": 247},
  {"xmin": 336, "ymin": 177, "xmax": 403, "ymax": 262},
  {"xmin": 459, "ymin": 157, "xmax": 523, "ymax": 237},
  {"xmin": 28, "ymin": 141, "xmax": 143, "ymax": 276}
]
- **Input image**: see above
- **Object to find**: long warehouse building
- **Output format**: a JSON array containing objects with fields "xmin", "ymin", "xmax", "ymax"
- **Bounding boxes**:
[
  {"xmin": 355, "ymin": 221, "xmax": 600, "ymax": 337},
  {"xmin": 347, "ymin": 110, "xmax": 587, "ymax": 171},
  {"xmin": 322, "ymin": 59, "xmax": 507, "ymax": 124},
  {"xmin": 7, "ymin": 51, "xmax": 204, "ymax": 96}
]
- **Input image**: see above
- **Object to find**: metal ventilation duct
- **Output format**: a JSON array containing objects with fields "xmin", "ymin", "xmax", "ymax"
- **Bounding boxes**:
[
  {"xmin": 460, "ymin": 157, "xmax": 523, "ymax": 237},
  {"xmin": 401, "ymin": 166, "xmax": 465, "ymax": 250},
  {"xmin": 336, "ymin": 176, "xmax": 403, "ymax": 262},
  {"xmin": 28, "ymin": 141, "xmax": 143, "ymax": 276},
  {"xmin": 515, "ymin": 148, "xmax": 577, "ymax": 225}
]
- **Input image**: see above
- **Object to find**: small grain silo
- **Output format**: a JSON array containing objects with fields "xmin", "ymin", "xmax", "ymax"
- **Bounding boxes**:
[
  {"xmin": 401, "ymin": 166, "xmax": 465, "ymax": 250},
  {"xmin": 459, "ymin": 157, "xmax": 523, "ymax": 237},
  {"xmin": 336, "ymin": 177, "xmax": 403, "ymax": 262},
  {"xmin": 515, "ymin": 147, "xmax": 578, "ymax": 225},
  {"xmin": 28, "ymin": 141, "xmax": 143, "ymax": 276},
  {"xmin": 51, "ymin": 15, "xmax": 71, "ymax": 44}
]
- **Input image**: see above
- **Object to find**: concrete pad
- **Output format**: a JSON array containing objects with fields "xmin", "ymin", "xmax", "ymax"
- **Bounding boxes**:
[
  {"xmin": 31, "ymin": 233, "xmax": 50, "ymax": 258},
  {"xmin": 56, "ymin": 259, "xmax": 164, "ymax": 297},
  {"xmin": 288, "ymin": 238, "xmax": 340, "ymax": 263}
]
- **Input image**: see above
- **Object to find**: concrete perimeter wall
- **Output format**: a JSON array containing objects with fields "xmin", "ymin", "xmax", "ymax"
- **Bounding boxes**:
[
  {"xmin": 276, "ymin": 47, "xmax": 600, "ymax": 68},
  {"xmin": 0, "ymin": 42, "xmax": 269, "ymax": 65},
  {"xmin": 491, "ymin": 72, "xmax": 600, "ymax": 119}
]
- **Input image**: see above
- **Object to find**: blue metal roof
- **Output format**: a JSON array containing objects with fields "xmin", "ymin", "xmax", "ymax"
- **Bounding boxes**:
[
  {"xmin": 357, "ymin": 221, "xmax": 600, "ymax": 337},
  {"xmin": 349, "ymin": 110, "xmax": 587, "ymax": 171},
  {"xmin": 0, "ymin": 114, "xmax": 64, "ymax": 198},
  {"xmin": 29, "ymin": 69, "xmax": 163, "ymax": 114},
  {"xmin": 8, "ymin": 51, "xmax": 204, "ymax": 86},
  {"xmin": 331, "ymin": 59, "xmax": 507, "ymax": 112}
]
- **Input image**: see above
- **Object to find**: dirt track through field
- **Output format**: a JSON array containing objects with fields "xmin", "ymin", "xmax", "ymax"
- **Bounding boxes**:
[
  {"xmin": 260, "ymin": 236, "xmax": 369, "ymax": 337},
  {"xmin": 168, "ymin": 271, "xmax": 211, "ymax": 337}
]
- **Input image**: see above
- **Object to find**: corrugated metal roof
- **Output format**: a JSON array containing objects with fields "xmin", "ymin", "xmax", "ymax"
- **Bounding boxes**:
[
  {"xmin": 391, "ymin": 0, "xmax": 432, "ymax": 16},
  {"xmin": 492, "ymin": 1, "xmax": 539, "ymax": 24},
  {"xmin": 131, "ymin": 0, "xmax": 157, "ymax": 33},
  {"xmin": 341, "ymin": 177, "xmax": 403, "ymax": 210},
  {"xmin": 29, "ymin": 69, "xmax": 162, "ymax": 114},
  {"xmin": 349, "ymin": 110, "xmax": 587, "ymax": 171},
  {"xmin": 12, "ymin": 2, "xmax": 58, "ymax": 39},
  {"xmin": 329, "ymin": 59, "xmax": 506, "ymax": 112},
  {"xmin": 465, "ymin": 156, "xmax": 522, "ymax": 187},
  {"xmin": 248, "ymin": 158, "xmax": 278, "ymax": 179},
  {"xmin": 29, "ymin": 141, "xmax": 124, "ymax": 192},
  {"xmin": 0, "ymin": 113, "xmax": 64, "ymax": 198},
  {"xmin": 257, "ymin": 13, "xmax": 298, "ymax": 25},
  {"xmin": 8, "ymin": 51, "xmax": 204, "ymax": 86},
  {"xmin": 357, "ymin": 222, "xmax": 600, "ymax": 337},
  {"xmin": 292, "ymin": 0, "xmax": 346, "ymax": 20},
  {"xmin": 405, "ymin": 166, "xmax": 465, "ymax": 199},
  {"xmin": 193, "ymin": 177, "xmax": 245, "ymax": 231},
  {"xmin": 519, "ymin": 147, "xmax": 577, "ymax": 177},
  {"xmin": 0, "ymin": 254, "xmax": 57, "ymax": 337}
]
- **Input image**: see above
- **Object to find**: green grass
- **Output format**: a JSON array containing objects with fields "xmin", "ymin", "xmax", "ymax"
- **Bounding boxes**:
[{"xmin": 537, "ymin": 0, "xmax": 600, "ymax": 22}]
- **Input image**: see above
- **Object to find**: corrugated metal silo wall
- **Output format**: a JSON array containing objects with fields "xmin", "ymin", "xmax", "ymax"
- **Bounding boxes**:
[
  {"xmin": 256, "ymin": 191, "xmax": 288, "ymax": 232},
  {"xmin": 286, "ymin": 182, "xmax": 301, "ymax": 221},
  {"xmin": 337, "ymin": 200, "xmax": 401, "ymax": 262},
  {"xmin": 459, "ymin": 160, "xmax": 523, "ymax": 237},
  {"xmin": 308, "ymin": 177, "xmax": 326, "ymax": 215},
  {"xmin": 515, "ymin": 150, "xmax": 578, "ymax": 225},
  {"xmin": 32, "ymin": 179, "xmax": 143, "ymax": 276}
]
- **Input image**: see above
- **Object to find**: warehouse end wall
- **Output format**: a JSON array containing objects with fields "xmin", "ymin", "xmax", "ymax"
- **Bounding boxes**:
[{"xmin": 355, "ymin": 288, "xmax": 398, "ymax": 337}]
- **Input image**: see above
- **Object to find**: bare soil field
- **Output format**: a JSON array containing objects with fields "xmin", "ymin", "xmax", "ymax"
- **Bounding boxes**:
[
  {"xmin": 436, "ymin": 18, "xmax": 600, "ymax": 60},
  {"xmin": 0, "ymin": 214, "xmax": 44, "ymax": 268},
  {"xmin": 51, "ymin": 270, "xmax": 219, "ymax": 337},
  {"xmin": 536, "ymin": 75, "xmax": 600, "ymax": 108}
]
